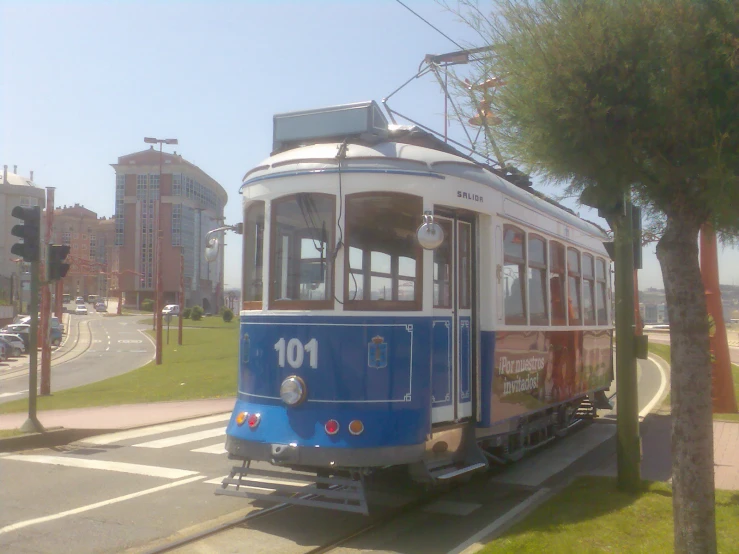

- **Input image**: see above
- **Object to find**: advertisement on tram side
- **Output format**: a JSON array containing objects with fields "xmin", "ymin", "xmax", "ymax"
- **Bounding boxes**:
[{"xmin": 491, "ymin": 330, "xmax": 613, "ymax": 423}]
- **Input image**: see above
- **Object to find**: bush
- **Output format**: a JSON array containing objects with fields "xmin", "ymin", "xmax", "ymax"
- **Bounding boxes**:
[
  {"xmin": 182, "ymin": 307, "xmax": 192, "ymax": 319},
  {"xmin": 141, "ymin": 299, "xmax": 154, "ymax": 312},
  {"xmin": 191, "ymin": 305, "xmax": 204, "ymax": 321},
  {"xmin": 222, "ymin": 308, "xmax": 234, "ymax": 323}
]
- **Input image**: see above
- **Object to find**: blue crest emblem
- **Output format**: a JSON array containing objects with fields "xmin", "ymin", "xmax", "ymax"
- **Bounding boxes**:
[
  {"xmin": 368, "ymin": 335, "xmax": 388, "ymax": 369},
  {"xmin": 241, "ymin": 332, "xmax": 250, "ymax": 365}
]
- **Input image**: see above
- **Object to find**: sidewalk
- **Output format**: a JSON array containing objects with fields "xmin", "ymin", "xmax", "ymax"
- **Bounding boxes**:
[
  {"xmin": 0, "ymin": 397, "xmax": 234, "ymax": 432},
  {"xmin": 588, "ymin": 414, "xmax": 739, "ymax": 491}
]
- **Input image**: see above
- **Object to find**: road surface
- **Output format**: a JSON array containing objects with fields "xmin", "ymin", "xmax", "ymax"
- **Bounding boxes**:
[{"xmin": 0, "ymin": 306, "xmax": 154, "ymax": 404}]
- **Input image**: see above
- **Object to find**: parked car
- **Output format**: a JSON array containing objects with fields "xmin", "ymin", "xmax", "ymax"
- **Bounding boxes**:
[
  {"xmin": 50, "ymin": 326, "xmax": 63, "ymax": 346},
  {"xmin": 50, "ymin": 316, "xmax": 64, "ymax": 333},
  {"xmin": 95, "ymin": 302, "xmax": 107, "ymax": 312},
  {"xmin": 1, "ymin": 324, "xmax": 30, "ymax": 351},
  {"xmin": 162, "ymin": 304, "xmax": 180, "ymax": 316},
  {"xmin": 0, "ymin": 341, "xmax": 6, "ymax": 362},
  {"xmin": 0, "ymin": 334, "xmax": 25, "ymax": 357},
  {"xmin": 75, "ymin": 305, "xmax": 88, "ymax": 315},
  {"xmin": 76, "ymin": 296, "xmax": 84, "ymax": 304},
  {"xmin": 87, "ymin": 295, "xmax": 98, "ymax": 303}
]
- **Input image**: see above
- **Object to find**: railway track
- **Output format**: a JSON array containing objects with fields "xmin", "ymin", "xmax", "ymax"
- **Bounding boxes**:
[
  {"xmin": 143, "ymin": 480, "xmax": 448, "ymax": 554},
  {"xmin": 0, "ymin": 317, "xmax": 92, "ymax": 382}
]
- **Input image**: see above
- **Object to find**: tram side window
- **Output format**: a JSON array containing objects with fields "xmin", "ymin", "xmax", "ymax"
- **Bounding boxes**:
[
  {"xmin": 596, "ymin": 257, "xmax": 608, "ymax": 324},
  {"xmin": 582, "ymin": 253, "xmax": 596, "ymax": 325},
  {"xmin": 270, "ymin": 193, "xmax": 335, "ymax": 309},
  {"xmin": 550, "ymin": 241, "xmax": 566, "ymax": 325},
  {"xmin": 345, "ymin": 193, "xmax": 422, "ymax": 310},
  {"xmin": 503, "ymin": 225, "xmax": 526, "ymax": 325},
  {"xmin": 567, "ymin": 247, "xmax": 582, "ymax": 325},
  {"xmin": 528, "ymin": 235, "xmax": 548, "ymax": 325},
  {"xmin": 242, "ymin": 201, "xmax": 265, "ymax": 307}
]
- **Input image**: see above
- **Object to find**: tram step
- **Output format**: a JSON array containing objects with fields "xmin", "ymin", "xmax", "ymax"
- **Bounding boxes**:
[
  {"xmin": 434, "ymin": 462, "xmax": 487, "ymax": 481},
  {"xmin": 215, "ymin": 463, "xmax": 369, "ymax": 515}
]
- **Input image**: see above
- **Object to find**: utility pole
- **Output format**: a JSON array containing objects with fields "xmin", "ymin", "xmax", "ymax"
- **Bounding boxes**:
[
  {"xmin": 613, "ymin": 200, "xmax": 641, "ymax": 491},
  {"xmin": 144, "ymin": 136, "xmax": 178, "ymax": 365},
  {"xmin": 582, "ymin": 188, "xmax": 642, "ymax": 492},
  {"xmin": 179, "ymin": 248, "xmax": 184, "ymax": 345}
]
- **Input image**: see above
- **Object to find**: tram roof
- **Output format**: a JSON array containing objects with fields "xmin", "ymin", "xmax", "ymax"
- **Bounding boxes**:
[{"xmin": 242, "ymin": 126, "xmax": 608, "ymax": 241}]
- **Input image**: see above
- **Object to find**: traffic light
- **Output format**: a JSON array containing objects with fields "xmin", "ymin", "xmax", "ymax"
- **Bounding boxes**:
[
  {"xmin": 48, "ymin": 245, "xmax": 71, "ymax": 281},
  {"xmin": 10, "ymin": 205, "xmax": 41, "ymax": 262}
]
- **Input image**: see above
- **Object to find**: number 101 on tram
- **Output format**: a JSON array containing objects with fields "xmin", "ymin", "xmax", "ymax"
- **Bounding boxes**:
[{"xmin": 214, "ymin": 101, "xmax": 615, "ymax": 514}]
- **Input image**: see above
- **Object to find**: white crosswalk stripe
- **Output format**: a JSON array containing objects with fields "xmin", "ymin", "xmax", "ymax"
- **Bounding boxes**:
[
  {"xmin": 133, "ymin": 427, "xmax": 226, "ymax": 449},
  {"xmin": 85, "ymin": 413, "xmax": 231, "ymax": 445},
  {"xmin": 191, "ymin": 443, "xmax": 227, "ymax": 454}
]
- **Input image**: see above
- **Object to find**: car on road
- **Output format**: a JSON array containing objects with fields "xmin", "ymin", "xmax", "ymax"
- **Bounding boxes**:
[
  {"xmin": 75, "ymin": 305, "xmax": 89, "ymax": 315},
  {"xmin": 0, "ymin": 341, "xmax": 6, "ymax": 361},
  {"xmin": 95, "ymin": 302, "xmax": 107, "ymax": 312},
  {"xmin": 0, "ymin": 334, "xmax": 26, "ymax": 357},
  {"xmin": 50, "ymin": 326, "xmax": 63, "ymax": 346},
  {"xmin": 162, "ymin": 304, "xmax": 180, "ymax": 316},
  {"xmin": 76, "ymin": 296, "xmax": 84, "ymax": 304}
]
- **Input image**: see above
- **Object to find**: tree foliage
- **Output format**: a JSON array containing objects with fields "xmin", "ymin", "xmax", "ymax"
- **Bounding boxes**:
[
  {"xmin": 457, "ymin": 0, "xmax": 739, "ymax": 232},
  {"xmin": 449, "ymin": 1, "xmax": 739, "ymax": 552}
]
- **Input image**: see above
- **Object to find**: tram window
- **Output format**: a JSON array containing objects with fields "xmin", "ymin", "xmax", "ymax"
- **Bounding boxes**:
[
  {"xmin": 270, "ymin": 193, "xmax": 334, "ymax": 309},
  {"xmin": 528, "ymin": 235, "xmax": 548, "ymax": 325},
  {"xmin": 567, "ymin": 248, "xmax": 582, "ymax": 325},
  {"xmin": 345, "ymin": 193, "xmax": 422, "ymax": 310},
  {"xmin": 550, "ymin": 241, "xmax": 566, "ymax": 325},
  {"xmin": 242, "ymin": 201, "xmax": 264, "ymax": 308},
  {"xmin": 503, "ymin": 225, "xmax": 526, "ymax": 325},
  {"xmin": 582, "ymin": 253, "xmax": 596, "ymax": 325},
  {"xmin": 433, "ymin": 218, "xmax": 454, "ymax": 309},
  {"xmin": 458, "ymin": 221, "xmax": 472, "ymax": 310},
  {"xmin": 596, "ymin": 257, "xmax": 608, "ymax": 324}
]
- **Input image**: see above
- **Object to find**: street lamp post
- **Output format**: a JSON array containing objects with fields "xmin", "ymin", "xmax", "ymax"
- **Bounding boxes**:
[{"xmin": 144, "ymin": 136, "xmax": 178, "ymax": 366}]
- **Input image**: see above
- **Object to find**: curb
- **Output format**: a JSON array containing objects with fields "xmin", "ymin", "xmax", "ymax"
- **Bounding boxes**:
[{"xmin": 0, "ymin": 428, "xmax": 112, "ymax": 453}]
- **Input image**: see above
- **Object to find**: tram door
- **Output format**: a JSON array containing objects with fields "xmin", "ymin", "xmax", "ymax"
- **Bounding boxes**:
[{"xmin": 431, "ymin": 214, "xmax": 474, "ymax": 424}]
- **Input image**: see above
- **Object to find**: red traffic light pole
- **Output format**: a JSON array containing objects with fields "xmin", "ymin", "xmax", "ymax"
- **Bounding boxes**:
[{"xmin": 40, "ymin": 187, "xmax": 54, "ymax": 396}]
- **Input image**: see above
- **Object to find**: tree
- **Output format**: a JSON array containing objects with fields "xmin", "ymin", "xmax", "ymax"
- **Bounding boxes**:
[{"xmin": 449, "ymin": 1, "xmax": 739, "ymax": 552}]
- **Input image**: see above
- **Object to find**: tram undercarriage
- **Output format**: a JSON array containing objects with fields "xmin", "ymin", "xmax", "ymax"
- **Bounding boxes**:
[{"xmin": 216, "ymin": 392, "xmax": 610, "ymax": 515}]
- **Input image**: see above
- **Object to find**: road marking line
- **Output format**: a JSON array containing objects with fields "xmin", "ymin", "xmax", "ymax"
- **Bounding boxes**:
[
  {"xmin": 0, "ymin": 390, "xmax": 26, "ymax": 398},
  {"xmin": 203, "ymin": 474, "xmax": 308, "ymax": 488},
  {"xmin": 203, "ymin": 476, "xmax": 275, "ymax": 492},
  {"xmin": 84, "ymin": 413, "xmax": 231, "ymax": 445},
  {"xmin": 133, "ymin": 427, "xmax": 226, "ymax": 449},
  {"xmin": 191, "ymin": 443, "xmax": 228, "ymax": 454},
  {"xmin": 2, "ymin": 454, "xmax": 199, "ymax": 479},
  {"xmin": 0, "ymin": 475, "xmax": 204, "ymax": 536},
  {"xmin": 640, "ymin": 354, "xmax": 669, "ymax": 417},
  {"xmin": 446, "ymin": 488, "xmax": 553, "ymax": 554}
]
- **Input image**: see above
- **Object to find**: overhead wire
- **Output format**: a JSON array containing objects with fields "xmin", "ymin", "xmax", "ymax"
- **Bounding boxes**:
[{"xmin": 394, "ymin": 0, "xmax": 465, "ymax": 51}]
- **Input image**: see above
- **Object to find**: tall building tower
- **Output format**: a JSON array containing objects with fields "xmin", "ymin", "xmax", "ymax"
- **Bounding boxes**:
[{"xmin": 111, "ymin": 148, "xmax": 227, "ymax": 312}]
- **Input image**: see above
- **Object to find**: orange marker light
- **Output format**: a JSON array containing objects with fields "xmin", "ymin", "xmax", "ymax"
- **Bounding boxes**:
[
  {"xmin": 236, "ymin": 412, "xmax": 248, "ymax": 426},
  {"xmin": 348, "ymin": 420, "xmax": 364, "ymax": 436}
]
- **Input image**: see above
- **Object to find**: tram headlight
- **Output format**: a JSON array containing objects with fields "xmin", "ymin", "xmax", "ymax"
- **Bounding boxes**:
[{"xmin": 280, "ymin": 376, "xmax": 307, "ymax": 406}]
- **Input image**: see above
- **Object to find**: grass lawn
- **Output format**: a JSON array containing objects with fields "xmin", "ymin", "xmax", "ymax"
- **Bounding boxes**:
[
  {"xmin": 136, "ymin": 316, "xmax": 237, "ymax": 329},
  {"xmin": 482, "ymin": 477, "xmax": 739, "ymax": 554},
  {"xmin": 648, "ymin": 343, "xmax": 739, "ymax": 422},
  {"xmin": 0, "ymin": 429, "xmax": 24, "ymax": 439},
  {"xmin": 0, "ymin": 326, "xmax": 239, "ymax": 414}
]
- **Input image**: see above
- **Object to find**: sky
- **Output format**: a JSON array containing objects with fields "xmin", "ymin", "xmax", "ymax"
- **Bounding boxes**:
[{"xmin": 2, "ymin": 0, "xmax": 738, "ymax": 291}]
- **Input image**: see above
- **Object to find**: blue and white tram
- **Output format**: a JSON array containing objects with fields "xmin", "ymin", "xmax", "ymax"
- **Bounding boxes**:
[{"xmin": 216, "ymin": 101, "xmax": 614, "ymax": 513}]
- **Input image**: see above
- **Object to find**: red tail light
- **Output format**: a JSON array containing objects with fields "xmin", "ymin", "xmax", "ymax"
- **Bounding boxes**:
[
  {"xmin": 247, "ymin": 413, "xmax": 261, "ymax": 429},
  {"xmin": 324, "ymin": 419, "xmax": 339, "ymax": 435}
]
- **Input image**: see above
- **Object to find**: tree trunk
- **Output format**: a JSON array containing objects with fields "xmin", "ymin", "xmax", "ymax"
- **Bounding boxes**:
[{"xmin": 656, "ymin": 216, "xmax": 716, "ymax": 554}]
